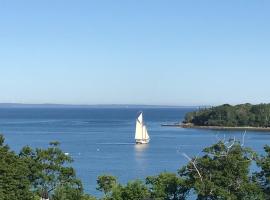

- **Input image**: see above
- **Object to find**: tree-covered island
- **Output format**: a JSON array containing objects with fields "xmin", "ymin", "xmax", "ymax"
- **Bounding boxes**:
[{"xmin": 182, "ymin": 103, "xmax": 270, "ymax": 130}]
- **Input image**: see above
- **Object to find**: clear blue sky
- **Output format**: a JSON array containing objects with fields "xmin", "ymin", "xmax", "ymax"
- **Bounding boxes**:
[{"xmin": 0, "ymin": 0, "xmax": 269, "ymax": 106}]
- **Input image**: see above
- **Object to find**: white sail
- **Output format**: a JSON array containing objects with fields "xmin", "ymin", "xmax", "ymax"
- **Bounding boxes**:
[
  {"xmin": 137, "ymin": 113, "xmax": 143, "ymax": 124},
  {"xmin": 135, "ymin": 112, "xmax": 150, "ymax": 144},
  {"xmin": 135, "ymin": 118, "xmax": 143, "ymax": 140},
  {"xmin": 143, "ymin": 125, "xmax": 146, "ymax": 139},
  {"xmin": 144, "ymin": 126, "xmax": 150, "ymax": 140}
]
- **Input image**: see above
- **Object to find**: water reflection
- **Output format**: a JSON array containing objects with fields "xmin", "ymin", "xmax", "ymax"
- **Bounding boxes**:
[
  {"xmin": 134, "ymin": 144, "xmax": 149, "ymax": 172},
  {"xmin": 134, "ymin": 144, "xmax": 149, "ymax": 153}
]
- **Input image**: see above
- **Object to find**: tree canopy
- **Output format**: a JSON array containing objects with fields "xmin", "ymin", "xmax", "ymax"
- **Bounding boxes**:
[
  {"xmin": 179, "ymin": 140, "xmax": 264, "ymax": 199},
  {"xmin": 0, "ymin": 134, "xmax": 95, "ymax": 200},
  {"xmin": 183, "ymin": 103, "xmax": 270, "ymax": 127},
  {"xmin": 0, "ymin": 135, "xmax": 34, "ymax": 200},
  {"xmin": 1, "ymin": 133, "xmax": 270, "ymax": 199}
]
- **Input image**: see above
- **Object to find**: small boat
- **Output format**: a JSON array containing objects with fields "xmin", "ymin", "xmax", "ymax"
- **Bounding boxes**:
[{"xmin": 135, "ymin": 112, "xmax": 150, "ymax": 144}]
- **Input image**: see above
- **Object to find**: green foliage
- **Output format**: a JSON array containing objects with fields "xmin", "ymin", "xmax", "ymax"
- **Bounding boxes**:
[
  {"xmin": 3, "ymin": 133, "xmax": 270, "ymax": 200},
  {"xmin": 184, "ymin": 103, "xmax": 270, "ymax": 127},
  {"xmin": 179, "ymin": 141, "xmax": 264, "ymax": 199},
  {"xmin": 19, "ymin": 141, "xmax": 80, "ymax": 199},
  {"xmin": 102, "ymin": 180, "xmax": 150, "ymax": 200},
  {"xmin": 52, "ymin": 185, "xmax": 82, "ymax": 200},
  {"xmin": 0, "ymin": 135, "xmax": 34, "ymax": 200},
  {"xmin": 82, "ymin": 194, "xmax": 98, "ymax": 200},
  {"xmin": 120, "ymin": 180, "xmax": 150, "ymax": 200},
  {"xmin": 52, "ymin": 181, "xmax": 93, "ymax": 200},
  {"xmin": 255, "ymin": 145, "xmax": 270, "ymax": 199},
  {"xmin": 97, "ymin": 175, "xmax": 117, "ymax": 194},
  {"xmin": 146, "ymin": 172, "xmax": 189, "ymax": 200}
]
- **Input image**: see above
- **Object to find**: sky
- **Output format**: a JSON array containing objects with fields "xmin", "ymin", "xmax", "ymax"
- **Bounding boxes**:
[{"xmin": 0, "ymin": 0, "xmax": 270, "ymax": 106}]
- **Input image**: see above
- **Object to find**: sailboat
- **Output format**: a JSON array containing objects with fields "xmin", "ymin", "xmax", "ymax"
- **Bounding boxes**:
[{"xmin": 135, "ymin": 112, "xmax": 150, "ymax": 144}]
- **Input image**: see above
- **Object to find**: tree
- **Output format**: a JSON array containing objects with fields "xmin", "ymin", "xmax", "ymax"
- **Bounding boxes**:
[
  {"xmin": 101, "ymin": 180, "xmax": 150, "ymax": 200},
  {"xmin": 0, "ymin": 135, "xmax": 34, "ymax": 200},
  {"xmin": 179, "ymin": 140, "xmax": 264, "ymax": 199},
  {"xmin": 255, "ymin": 145, "xmax": 270, "ymax": 199},
  {"xmin": 52, "ymin": 181, "xmax": 97, "ymax": 200},
  {"xmin": 118, "ymin": 180, "xmax": 150, "ymax": 200},
  {"xmin": 183, "ymin": 103, "xmax": 270, "ymax": 127},
  {"xmin": 146, "ymin": 172, "xmax": 189, "ymax": 200},
  {"xmin": 97, "ymin": 175, "xmax": 117, "ymax": 195},
  {"xmin": 19, "ymin": 141, "xmax": 80, "ymax": 199}
]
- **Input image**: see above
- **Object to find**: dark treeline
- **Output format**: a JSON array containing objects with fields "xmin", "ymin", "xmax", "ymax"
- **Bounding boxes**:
[
  {"xmin": 1, "ymin": 135, "xmax": 270, "ymax": 199},
  {"xmin": 183, "ymin": 103, "xmax": 270, "ymax": 127}
]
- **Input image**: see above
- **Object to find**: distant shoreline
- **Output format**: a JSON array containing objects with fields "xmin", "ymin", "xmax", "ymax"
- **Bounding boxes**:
[
  {"xmin": 0, "ymin": 103, "xmax": 203, "ymax": 109},
  {"xmin": 162, "ymin": 123, "xmax": 270, "ymax": 132}
]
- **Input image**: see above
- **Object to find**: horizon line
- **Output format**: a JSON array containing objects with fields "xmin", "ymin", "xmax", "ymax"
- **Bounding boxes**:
[{"xmin": 0, "ymin": 102, "xmax": 208, "ymax": 108}]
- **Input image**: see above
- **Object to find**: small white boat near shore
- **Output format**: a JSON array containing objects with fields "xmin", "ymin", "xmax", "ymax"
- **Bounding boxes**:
[{"xmin": 135, "ymin": 112, "xmax": 150, "ymax": 144}]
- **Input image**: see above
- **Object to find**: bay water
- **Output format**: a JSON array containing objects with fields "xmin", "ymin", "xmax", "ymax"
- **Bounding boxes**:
[{"xmin": 0, "ymin": 107, "xmax": 269, "ymax": 196}]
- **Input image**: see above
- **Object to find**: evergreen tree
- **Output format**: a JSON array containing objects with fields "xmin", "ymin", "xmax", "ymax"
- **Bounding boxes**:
[{"xmin": 0, "ymin": 135, "xmax": 34, "ymax": 200}]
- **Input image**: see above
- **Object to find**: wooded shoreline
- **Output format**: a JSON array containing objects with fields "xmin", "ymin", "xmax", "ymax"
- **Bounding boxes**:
[{"xmin": 163, "ymin": 123, "xmax": 270, "ymax": 132}]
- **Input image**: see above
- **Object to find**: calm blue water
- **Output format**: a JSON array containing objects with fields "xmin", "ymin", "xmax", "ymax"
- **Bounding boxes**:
[{"xmin": 0, "ymin": 107, "xmax": 270, "ymax": 196}]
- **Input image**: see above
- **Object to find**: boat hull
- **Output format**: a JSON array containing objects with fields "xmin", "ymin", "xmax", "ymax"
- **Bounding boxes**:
[{"xmin": 135, "ymin": 139, "xmax": 150, "ymax": 144}]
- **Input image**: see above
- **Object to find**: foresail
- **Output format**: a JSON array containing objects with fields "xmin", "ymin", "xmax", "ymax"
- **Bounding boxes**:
[
  {"xmin": 143, "ymin": 125, "xmax": 146, "ymax": 139},
  {"xmin": 142, "ymin": 125, "xmax": 150, "ymax": 140},
  {"xmin": 145, "ymin": 126, "xmax": 150, "ymax": 140}
]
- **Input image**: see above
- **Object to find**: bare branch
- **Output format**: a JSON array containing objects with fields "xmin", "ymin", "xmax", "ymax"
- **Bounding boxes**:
[
  {"xmin": 227, "ymin": 136, "xmax": 236, "ymax": 149},
  {"xmin": 182, "ymin": 153, "xmax": 203, "ymax": 182},
  {"xmin": 241, "ymin": 131, "xmax": 246, "ymax": 147}
]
